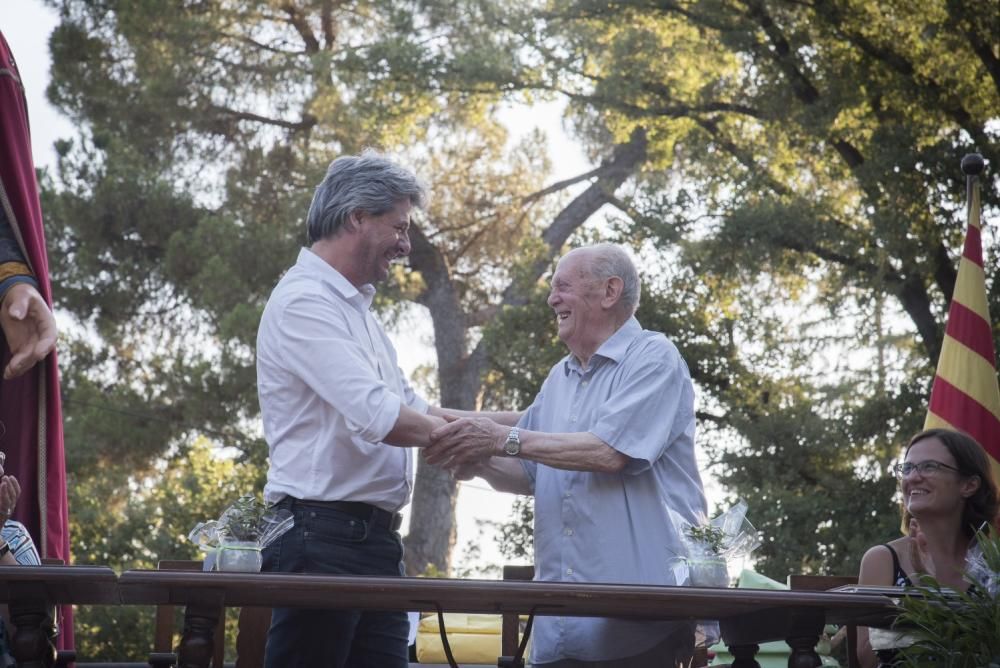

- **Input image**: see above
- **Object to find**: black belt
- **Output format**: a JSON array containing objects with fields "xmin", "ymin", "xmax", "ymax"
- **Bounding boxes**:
[{"xmin": 281, "ymin": 497, "xmax": 403, "ymax": 532}]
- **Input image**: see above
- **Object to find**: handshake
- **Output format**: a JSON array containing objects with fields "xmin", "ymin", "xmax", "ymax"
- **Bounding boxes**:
[{"xmin": 422, "ymin": 416, "xmax": 510, "ymax": 480}]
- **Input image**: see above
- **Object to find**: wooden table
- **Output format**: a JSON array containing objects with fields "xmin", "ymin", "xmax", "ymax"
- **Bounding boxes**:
[
  {"xmin": 0, "ymin": 565, "xmax": 119, "ymax": 668},
  {"xmin": 118, "ymin": 570, "xmax": 899, "ymax": 668}
]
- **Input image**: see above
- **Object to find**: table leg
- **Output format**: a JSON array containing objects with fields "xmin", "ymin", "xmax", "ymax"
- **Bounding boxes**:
[
  {"xmin": 7, "ymin": 604, "xmax": 57, "ymax": 668},
  {"xmin": 729, "ymin": 643, "xmax": 761, "ymax": 668},
  {"xmin": 177, "ymin": 603, "xmax": 222, "ymax": 668},
  {"xmin": 786, "ymin": 634, "xmax": 821, "ymax": 668}
]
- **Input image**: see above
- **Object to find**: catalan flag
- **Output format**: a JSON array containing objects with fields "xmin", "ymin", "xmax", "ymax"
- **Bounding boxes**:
[{"xmin": 924, "ymin": 154, "xmax": 1000, "ymax": 481}]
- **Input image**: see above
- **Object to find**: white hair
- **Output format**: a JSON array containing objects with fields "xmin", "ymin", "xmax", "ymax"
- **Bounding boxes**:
[{"xmin": 571, "ymin": 243, "xmax": 641, "ymax": 315}]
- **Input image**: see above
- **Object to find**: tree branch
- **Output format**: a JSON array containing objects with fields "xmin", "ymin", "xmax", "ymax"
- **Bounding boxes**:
[
  {"xmin": 280, "ymin": 2, "xmax": 321, "ymax": 53},
  {"xmin": 209, "ymin": 105, "xmax": 317, "ymax": 131}
]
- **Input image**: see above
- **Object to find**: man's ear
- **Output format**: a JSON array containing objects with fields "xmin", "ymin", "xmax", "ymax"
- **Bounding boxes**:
[
  {"xmin": 602, "ymin": 276, "xmax": 624, "ymax": 309},
  {"xmin": 345, "ymin": 210, "xmax": 363, "ymax": 232}
]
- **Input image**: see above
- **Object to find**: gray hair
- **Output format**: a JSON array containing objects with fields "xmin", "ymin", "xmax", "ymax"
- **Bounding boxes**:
[
  {"xmin": 306, "ymin": 149, "xmax": 427, "ymax": 242},
  {"xmin": 576, "ymin": 243, "xmax": 641, "ymax": 316}
]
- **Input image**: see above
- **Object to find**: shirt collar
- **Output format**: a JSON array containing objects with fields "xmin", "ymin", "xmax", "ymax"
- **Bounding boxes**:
[
  {"xmin": 563, "ymin": 316, "xmax": 642, "ymax": 375},
  {"xmin": 297, "ymin": 248, "xmax": 376, "ymax": 310}
]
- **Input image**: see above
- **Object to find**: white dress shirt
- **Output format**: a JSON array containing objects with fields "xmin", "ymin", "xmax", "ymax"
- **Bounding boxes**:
[{"xmin": 257, "ymin": 248, "xmax": 428, "ymax": 512}]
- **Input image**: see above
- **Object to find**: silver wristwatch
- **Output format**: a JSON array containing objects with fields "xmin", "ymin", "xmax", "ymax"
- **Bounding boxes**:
[{"xmin": 503, "ymin": 427, "xmax": 521, "ymax": 456}]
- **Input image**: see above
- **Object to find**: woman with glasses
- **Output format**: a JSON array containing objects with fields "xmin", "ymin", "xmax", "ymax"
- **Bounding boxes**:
[{"xmin": 856, "ymin": 428, "xmax": 999, "ymax": 667}]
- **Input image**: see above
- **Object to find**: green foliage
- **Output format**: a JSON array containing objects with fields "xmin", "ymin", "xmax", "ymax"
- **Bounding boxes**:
[
  {"xmin": 896, "ymin": 532, "xmax": 1000, "ymax": 667},
  {"xmin": 217, "ymin": 494, "xmax": 266, "ymax": 542},
  {"xmin": 70, "ymin": 438, "xmax": 262, "ymax": 660}
]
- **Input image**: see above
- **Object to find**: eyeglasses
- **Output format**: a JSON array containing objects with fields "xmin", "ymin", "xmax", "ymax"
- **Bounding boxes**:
[{"xmin": 893, "ymin": 460, "xmax": 962, "ymax": 479}]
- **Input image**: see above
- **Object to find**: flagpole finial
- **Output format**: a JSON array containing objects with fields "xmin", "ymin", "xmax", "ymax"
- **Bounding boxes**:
[{"xmin": 961, "ymin": 153, "xmax": 985, "ymax": 176}]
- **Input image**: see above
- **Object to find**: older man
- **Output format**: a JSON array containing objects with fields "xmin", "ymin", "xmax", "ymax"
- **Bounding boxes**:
[
  {"xmin": 426, "ymin": 243, "xmax": 706, "ymax": 668},
  {"xmin": 257, "ymin": 150, "xmax": 518, "ymax": 667}
]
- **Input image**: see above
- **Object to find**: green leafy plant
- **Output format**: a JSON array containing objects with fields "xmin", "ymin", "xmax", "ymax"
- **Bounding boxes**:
[
  {"xmin": 685, "ymin": 525, "xmax": 727, "ymax": 555},
  {"xmin": 218, "ymin": 494, "xmax": 265, "ymax": 542},
  {"xmin": 895, "ymin": 531, "xmax": 1000, "ymax": 667}
]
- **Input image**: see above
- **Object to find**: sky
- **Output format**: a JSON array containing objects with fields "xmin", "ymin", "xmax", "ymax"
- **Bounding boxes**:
[{"xmin": 2, "ymin": 1, "xmax": 721, "ymax": 575}]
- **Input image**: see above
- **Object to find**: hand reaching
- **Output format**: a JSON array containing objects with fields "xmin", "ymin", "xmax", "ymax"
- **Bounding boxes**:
[
  {"xmin": 424, "ymin": 417, "xmax": 505, "ymax": 468},
  {"xmin": 1, "ymin": 283, "xmax": 57, "ymax": 379}
]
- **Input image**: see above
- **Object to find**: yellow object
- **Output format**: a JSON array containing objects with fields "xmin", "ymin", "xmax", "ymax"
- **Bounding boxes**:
[{"xmin": 416, "ymin": 612, "xmax": 529, "ymax": 664}]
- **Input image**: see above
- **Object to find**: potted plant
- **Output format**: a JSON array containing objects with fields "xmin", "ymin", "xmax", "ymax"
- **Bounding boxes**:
[{"xmin": 893, "ymin": 530, "xmax": 1000, "ymax": 667}]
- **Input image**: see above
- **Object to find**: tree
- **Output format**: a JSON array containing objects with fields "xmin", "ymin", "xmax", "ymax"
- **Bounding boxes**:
[
  {"xmin": 42, "ymin": 0, "xmax": 651, "ymax": 586},
  {"xmin": 71, "ymin": 437, "xmax": 260, "ymax": 660},
  {"xmin": 428, "ymin": 0, "xmax": 1000, "ymax": 577}
]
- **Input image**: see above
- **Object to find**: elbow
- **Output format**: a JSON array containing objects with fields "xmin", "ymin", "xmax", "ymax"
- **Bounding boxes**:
[{"xmin": 599, "ymin": 449, "xmax": 629, "ymax": 474}]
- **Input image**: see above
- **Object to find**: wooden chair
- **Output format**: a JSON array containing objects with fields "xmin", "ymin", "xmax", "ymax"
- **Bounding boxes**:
[
  {"xmin": 234, "ymin": 606, "xmax": 270, "ymax": 668},
  {"xmin": 149, "ymin": 560, "xmax": 225, "ymax": 668},
  {"xmin": 787, "ymin": 574, "xmax": 860, "ymax": 668},
  {"xmin": 500, "ymin": 564, "xmax": 534, "ymax": 663}
]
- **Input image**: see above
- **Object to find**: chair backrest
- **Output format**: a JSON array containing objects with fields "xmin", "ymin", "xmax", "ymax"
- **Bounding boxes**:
[
  {"xmin": 234, "ymin": 606, "xmax": 270, "ymax": 668},
  {"xmin": 152, "ymin": 560, "xmax": 225, "ymax": 668},
  {"xmin": 787, "ymin": 574, "xmax": 860, "ymax": 668},
  {"xmin": 500, "ymin": 565, "xmax": 534, "ymax": 659}
]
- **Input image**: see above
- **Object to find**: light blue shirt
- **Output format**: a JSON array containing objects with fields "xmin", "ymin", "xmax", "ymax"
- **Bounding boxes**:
[{"xmin": 519, "ymin": 317, "xmax": 706, "ymax": 664}]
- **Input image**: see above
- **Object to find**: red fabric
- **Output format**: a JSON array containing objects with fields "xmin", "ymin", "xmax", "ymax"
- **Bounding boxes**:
[
  {"xmin": 0, "ymin": 30, "xmax": 73, "ymax": 651},
  {"xmin": 944, "ymin": 299, "xmax": 997, "ymax": 364},
  {"xmin": 929, "ymin": 375, "xmax": 1000, "ymax": 462}
]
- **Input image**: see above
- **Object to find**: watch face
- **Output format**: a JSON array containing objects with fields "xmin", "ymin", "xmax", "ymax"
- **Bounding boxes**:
[{"xmin": 504, "ymin": 432, "xmax": 521, "ymax": 456}]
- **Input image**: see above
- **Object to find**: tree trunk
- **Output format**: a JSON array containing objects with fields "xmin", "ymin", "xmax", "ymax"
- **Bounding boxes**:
[{"xmin": 402, "ymin": 129, "xmax": 649, "ymax": 574}]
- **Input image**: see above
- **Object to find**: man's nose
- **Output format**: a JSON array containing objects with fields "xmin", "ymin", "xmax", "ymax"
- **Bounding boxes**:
[
  {"xmin": 547, "ymin": 290, "xmax": 558, "ymax": 307},
  {"xmin": 397, "ymin": 231, "xmax": 411, "ymax": 256}
]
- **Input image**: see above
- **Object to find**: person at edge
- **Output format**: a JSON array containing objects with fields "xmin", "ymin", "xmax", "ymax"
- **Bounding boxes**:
[
  {"xmin": 256, "ymin": 149, "xmax": 520, "ymax": 668},
  {"xmin": 856, "ymin": 428, "xmax": 999, "ymax": 667},
  {"xmin": 424, "ymin": 243, "xmax": 707, "ymax": 668}
]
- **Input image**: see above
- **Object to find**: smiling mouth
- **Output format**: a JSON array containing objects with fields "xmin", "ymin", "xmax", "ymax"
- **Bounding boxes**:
[{"xmin": 556, "ymin": 311, "xmax": 570, "ymax": 321}]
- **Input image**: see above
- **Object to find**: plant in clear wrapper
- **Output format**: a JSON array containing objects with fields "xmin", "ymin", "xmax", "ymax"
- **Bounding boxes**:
[
  {"xmin": 893, "ymin": 529, "xmax": 1000, "ymax": 667},
  {"xmin": 668, "ymin": 500, "xmax": 762, "ymax": 647},
  {"xmin": 218, "ymin": 494, "xmax": 265, "ymax": 542},
  {"xmin": 188, "ymin": 495, "xmax": 294, "ymax": 572},
  {"xmin": 669, "ymin": 499, "xmax": 762, "ymax": 586}
]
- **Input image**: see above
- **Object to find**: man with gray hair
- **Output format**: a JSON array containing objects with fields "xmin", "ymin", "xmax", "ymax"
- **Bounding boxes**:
[
  {"xmin": 257, "ymin": 150, "xmax": 518, "ymax": 667},
  {"xmin": 426, "ymin": 243, "xmax": 706, "ymax": 668}
]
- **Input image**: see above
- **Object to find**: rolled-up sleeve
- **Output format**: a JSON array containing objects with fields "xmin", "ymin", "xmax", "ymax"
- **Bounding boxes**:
[{"xmin": 274, "ymin": 292, "xmax": 402, "ymax": 444}]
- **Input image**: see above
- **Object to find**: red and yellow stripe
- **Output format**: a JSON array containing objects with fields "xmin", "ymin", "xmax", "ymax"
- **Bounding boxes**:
[{"xmin": 924, "ymin": 178, "xmax": 1000, "ymax": 481}]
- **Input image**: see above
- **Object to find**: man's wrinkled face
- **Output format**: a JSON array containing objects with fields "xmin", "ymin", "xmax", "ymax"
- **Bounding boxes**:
[
  {"xmin": 356, "ymin": 199, "xmax": 413, "ymax": 285},
  {"xmin": 546, "ymin": 252, "xmax": 607, "ymax": 354}
]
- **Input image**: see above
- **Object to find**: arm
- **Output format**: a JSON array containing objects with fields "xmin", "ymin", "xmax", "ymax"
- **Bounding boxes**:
[
  {"xmin": 383, "ymin": 404, "xmax": 448, "ymax": 447},
  {"xmin": 428, "ymin": 406, "xmax": 524, "ymax": 427},
  {"xmin": 856, "ymin": 544, "xmax": 895, "ymax": 668},
  {"xmin": 453, "ymin": 456, "xmax": 534, "ymax": 495},
  {"xmin": 271, "ymin": 292, "xmax": 439, "ymax": 447},
  {"xmin": 424, "ymin": 417, "xmax": 628, "ymax": 474}
]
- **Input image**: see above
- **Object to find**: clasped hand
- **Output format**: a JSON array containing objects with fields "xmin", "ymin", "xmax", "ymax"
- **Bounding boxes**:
[{"xmin": 423, "ymin": 417, "xmax": 506, "ymax": 478}]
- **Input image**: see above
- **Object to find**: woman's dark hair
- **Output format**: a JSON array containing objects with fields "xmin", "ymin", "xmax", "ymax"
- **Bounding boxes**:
[{"xmin": 901, "ymin": 428, "xmax": 999, "ymax": 538}]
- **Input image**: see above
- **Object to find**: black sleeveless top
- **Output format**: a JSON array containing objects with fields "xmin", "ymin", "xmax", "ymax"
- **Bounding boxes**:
[{"xmin": 883, "ymin": 543, "xmax": 913, "ymax": 587}]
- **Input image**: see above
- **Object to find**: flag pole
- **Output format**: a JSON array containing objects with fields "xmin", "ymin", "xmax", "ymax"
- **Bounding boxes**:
[{"xmin": 961, "ymin": 152, "xmax": 985, "ymax": 207}]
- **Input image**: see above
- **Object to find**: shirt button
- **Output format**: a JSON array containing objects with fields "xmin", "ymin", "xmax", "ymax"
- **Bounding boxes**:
[
  {"xmin": 564, "ymin": 527, "xmax": 573, "ymax": 536},
  {"xmin": 564, "ymin": 491, "xmax": 571, "ymax": 498},
  {"xmin": 581, "ymin": 380, "xmax": 589, "ymax": 387},
  {"xmin": 569, "ymin": 415, "xmax": 576, "ymax": 422},
  {"xmin": 566, "ymin": 568, "xmax": 574, "ymax": 575}
]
